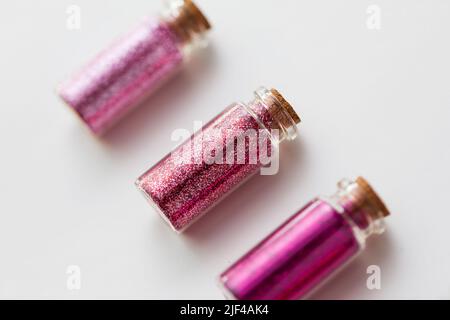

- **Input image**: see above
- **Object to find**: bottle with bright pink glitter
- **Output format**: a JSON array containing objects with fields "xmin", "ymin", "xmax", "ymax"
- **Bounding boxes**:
[
  {"xmin": 219, "ymin": 177, "xmax": 391, "ymax": 300},
  {"xmin": 136, "ymin": 87, "xmax": 301, "ymax": 232},
  {"xmin": 58, "ymin": 0, "xmax": 211, "ymax": 135}
]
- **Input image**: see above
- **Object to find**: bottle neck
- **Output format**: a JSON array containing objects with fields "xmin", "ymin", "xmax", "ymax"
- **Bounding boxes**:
[
  {"xmin": 163, "ymin": 0, "xmax": 211, "ymax": 50},
  {"xmin": 246, "ymin": 87, "xmax": 301, "ymax": 143},
  {"xmin": 330, "ymin": 177, "xmax": 390, "ymax": 245}
]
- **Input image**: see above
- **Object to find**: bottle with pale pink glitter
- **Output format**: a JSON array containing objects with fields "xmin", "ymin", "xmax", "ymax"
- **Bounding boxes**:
[
  {"xmin": 219, "ymin": 177, "xmax": 390, "ymax": 300},
  {"xmin": 136, "ymin": 87, "xmax": 301, "ymax": 232},
  {"xmin": 58, "ymin": 0, "xmax": 211, "ymax": 135}
]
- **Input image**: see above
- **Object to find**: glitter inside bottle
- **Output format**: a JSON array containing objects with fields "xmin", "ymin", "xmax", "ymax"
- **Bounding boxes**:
[
  {"xmin": 58, "ymin": 0, "xmax": 211, "ymax": 135},
  {"xmin": 219, "ymin": 177, "xmax": 390, "ymax": 300},
  {"xmin": 136, "ymin": 87, "xmax": 301, "ymax": 232}
]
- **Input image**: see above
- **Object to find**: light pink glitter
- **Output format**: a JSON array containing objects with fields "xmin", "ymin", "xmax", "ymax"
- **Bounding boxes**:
[{"xmin": 59, "ymin": 18, "xmax": 183, "ymax": 134}]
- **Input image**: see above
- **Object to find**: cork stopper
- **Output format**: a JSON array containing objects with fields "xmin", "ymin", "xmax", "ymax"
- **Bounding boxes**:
[
  {"xmin": 166, "ymin": 0, "xmax": 211, "ymax": 45},
  {"xmin": 270, "ymin": 89, "xmax": 301, "ymax": 124},
  {"xmin": 259, "ymin": 88, "xmax": 301, "ymax": 138},
  {"xmin": 355, "ymin": 177, "xmax": 390, "ymax": 218},
  {"xmin": 342, "ymin": 176, "xmax": 391, "ymax": 225}
]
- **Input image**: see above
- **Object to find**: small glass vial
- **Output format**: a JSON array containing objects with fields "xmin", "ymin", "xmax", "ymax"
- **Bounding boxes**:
[
  {"xmin": 58, "ymin": 0, "xmax": 211, "ymax": 135},
  {"xmin": 136, "ymin": 87, "xmax": 301, "ymax": 232},
  {"xmin": 219, "ymin": 177, "xmax": 390, "ymax": 300}
]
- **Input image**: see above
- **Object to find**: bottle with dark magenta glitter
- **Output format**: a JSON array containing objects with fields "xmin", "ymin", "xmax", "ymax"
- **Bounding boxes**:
[
  {"xmin": 136, "ymin": 87, "xmax": 302, "ymax": 232},
  {"xmin": 58, "ymin": 0, "xmax": 211, "ymax": 135},
  {"xmin": 219, "ymin": 177, "xmax": 391, "ymax": 300}
]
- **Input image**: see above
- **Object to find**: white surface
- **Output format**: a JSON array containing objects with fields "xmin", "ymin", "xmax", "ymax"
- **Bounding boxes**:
[{"xmin": 0, "ymin": 0, "xmax": 449, "ymax": 299}]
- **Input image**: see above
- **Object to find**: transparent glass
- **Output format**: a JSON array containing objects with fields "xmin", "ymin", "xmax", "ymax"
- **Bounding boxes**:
[
  {"xmin": 58, "ymin": 0, "xmax": 210, "ymax": 135},
  {"xmin": 219, "ymin": 177, "xmax": 389, "ymax": 300},
  {"xmin": 136, "ymin": 87, "xmax": 301, "ymax": 232}
]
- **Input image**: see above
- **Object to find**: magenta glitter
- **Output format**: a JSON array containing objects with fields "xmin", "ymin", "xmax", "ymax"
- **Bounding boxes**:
[
  {"xmin": 59, "ymin": 18, "xmax": 183, "ymax": 134},
  {"xmin": 220, "ymin": 200, "xmax": 359, "ymax": 300},
  {"xmin": 219, "ymin": 178, "xmax": 390, "ymax": 300},
  {"xmin": 136, "ymin": 88, "xmax": 301, "ymax": 232}
]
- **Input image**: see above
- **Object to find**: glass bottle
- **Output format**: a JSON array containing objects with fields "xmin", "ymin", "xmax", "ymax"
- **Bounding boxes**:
[
  {"xmin": 219, "ymin": 177, "xmax": 390, "ymax": 300},
  {"xmin": 136, "ymin": 87, "xmax": 301, "ymax": 232},
  {"xmin": 58, "ymin": 0, "xmax": 211, "ymax": 135}
]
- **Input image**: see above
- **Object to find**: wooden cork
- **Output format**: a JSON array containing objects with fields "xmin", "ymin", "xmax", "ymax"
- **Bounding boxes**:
[
  {"xmin": 168, "ymin": 0, "xmax": 211, "ymax": 45},
  {"xmin": 270, "ymin": 89, "xmax": 301, "ymax": 125},
  {"xmin": 185, "ymin": 0, "xmax": 211, "ymax": 31},
  {"xmin": 355, "ymin": 177, "xmax": 390, "ymax": 218},
  {"xmin": 264, "ymin": 88, "xmax": 301, "ymax": 134}
]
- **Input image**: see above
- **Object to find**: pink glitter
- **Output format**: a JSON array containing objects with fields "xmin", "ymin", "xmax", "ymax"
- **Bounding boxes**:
[
  {"xmin": 59, "ymin": 18, "xmax": 183, "ymax": 134},
  {"xmin": 136, "ymin": 88, "xmax": 301, "ymax": 232},
  {"xmin": 219, "ymin": 178, "xmax": 390, "ymax": 300},
  {"xmin": 58, "ymin": 1, "xmax": 211, "ymax": 134}
]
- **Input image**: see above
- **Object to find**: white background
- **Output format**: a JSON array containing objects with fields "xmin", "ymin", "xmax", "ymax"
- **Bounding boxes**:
[{"xmin": 0, "ymin": 0, "xmax": 449, "ymax": 299}]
